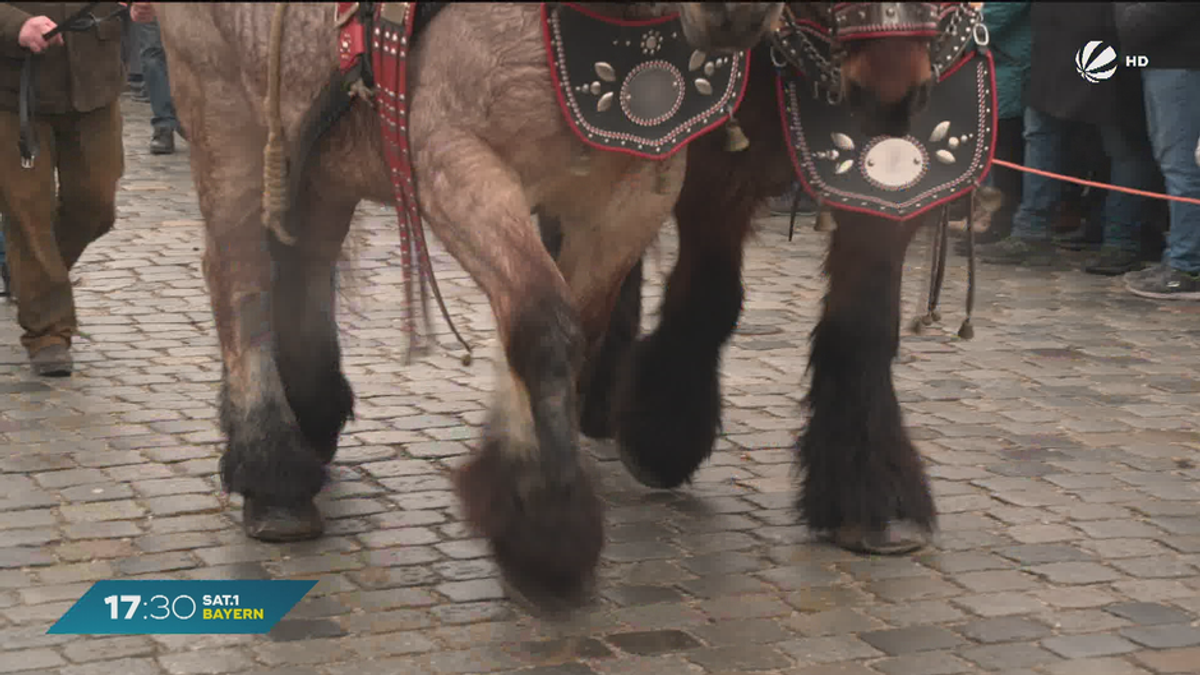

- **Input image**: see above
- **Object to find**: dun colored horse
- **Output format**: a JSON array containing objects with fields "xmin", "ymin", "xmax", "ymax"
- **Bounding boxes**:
[{"xmin": 156, "ymin": 1, "xmax": 781, "ymax": 608}]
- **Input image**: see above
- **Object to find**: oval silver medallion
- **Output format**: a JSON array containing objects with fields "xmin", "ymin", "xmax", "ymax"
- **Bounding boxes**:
[
  {"xmin": 620, "ymin": 62, "xmax": 686, "ymax": 127},
  {"xmin": 861, "ymin": 137, "xmax": 927, "ymax": 190}
]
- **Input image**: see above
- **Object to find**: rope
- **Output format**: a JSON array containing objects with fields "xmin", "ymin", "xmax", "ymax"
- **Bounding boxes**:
[
  {"xmin": 992, "ymin": 158, "xmax": 1200, "ymax": 207},
  {"xmin": 262, "ymin": 2, "xmax": 296, "ymax": 246}
]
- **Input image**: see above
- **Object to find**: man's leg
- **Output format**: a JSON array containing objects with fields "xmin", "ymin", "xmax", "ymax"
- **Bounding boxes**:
[
  {"xmin": 978, "ymin": 106, "xmax": 1068, "ymax": 266},
  {"xmin": 0, "ymin": 110, "xmax": 76, "ymax": 373},
  {"xmin": 1126, "ymin": 69, "xmax": 1200, "ymax": 300},
  {"xmin": 1085, "ymin": 123, "xmax": 1159, "ymax": 276},
  {"xmin": 55, "ymin": 102, "xmax": 124, "ymax": 272},
  {"xmin": 0, "ymin": 214, "xmax": 10, "ymax": 298},
  {"xmin": 134, "ymin": 19, "xmax": 179, "ymax": 154}
]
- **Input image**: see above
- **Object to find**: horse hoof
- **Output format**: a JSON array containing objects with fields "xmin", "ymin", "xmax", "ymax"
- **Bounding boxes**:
[
  {"xmin": 500, "ymin": 571, "xmax": 596, "ymax": 618},
  {"xmin": 831, "ymin": 521, "xmax": 931, "ymax": 555},
  {"xmin": 242, "ymin": 497, "xmax": 324, "ymax": 542},
  {"xmin": 616, "ymin": 443, "xmax": 677, "ymax": 490}
]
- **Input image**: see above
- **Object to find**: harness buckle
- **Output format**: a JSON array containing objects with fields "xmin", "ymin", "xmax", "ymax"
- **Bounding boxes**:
[{"xmin": 972, "ymin": 22, "xmax": 990, "ymax": 49}]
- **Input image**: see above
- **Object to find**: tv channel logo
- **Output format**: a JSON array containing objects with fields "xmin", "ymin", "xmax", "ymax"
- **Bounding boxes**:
[{"xmin": 1075, "ymin": 40, "xmax": 1149, "ymax": 84}]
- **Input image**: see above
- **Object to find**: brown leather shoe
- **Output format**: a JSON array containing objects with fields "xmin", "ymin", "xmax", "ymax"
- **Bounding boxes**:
[{"xmin": 31, "ymin": 343, "xmax": 72, "ymax": 377}]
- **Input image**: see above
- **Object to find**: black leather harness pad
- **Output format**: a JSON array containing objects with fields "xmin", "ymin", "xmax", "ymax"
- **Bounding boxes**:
[{"xmin": 543, "ymin": 2, "xmax": 751, "ymax": 160}]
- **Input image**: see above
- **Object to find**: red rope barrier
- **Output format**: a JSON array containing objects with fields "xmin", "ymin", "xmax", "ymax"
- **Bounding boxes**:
[{"xmin": 991, "ymin": 158, "xmax": 1200, "ymax": 206}]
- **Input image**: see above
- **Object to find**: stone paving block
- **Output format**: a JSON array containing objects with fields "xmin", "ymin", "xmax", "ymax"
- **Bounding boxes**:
[
  {"xmin": 859, "ymin": 625, "xmax": 966, "ymax": 655},
  {"xmin": 1133, "ymin": 647, "xmax": 1200, "ymax": 673},
  {"xmin": 871, "ymin": 651, "xmax": 976, "ymax": 675},
  {"xmin": 1118, "ymin": 623, "xmax": 1200, "ymax": 649},
  {"xmin": 1041, "ymin": 633, "xmax": 1141, "ymax": 659},
  {"xmin": 1105, "ymin": 602, "xmax": 1196, "ymax": 626},
  {"xmin": 1039, "ymin": 657, "xmax": 1153, "ymax": 675}
]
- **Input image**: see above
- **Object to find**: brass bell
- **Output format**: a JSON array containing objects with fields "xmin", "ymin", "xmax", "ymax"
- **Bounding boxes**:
[
  {"xmin": 814, "ymin": 206, "xmax": 837, "ymax": 232},
  {"xmin": 724, "ymin": 116, "xmax": 750, "ymax": 152}
]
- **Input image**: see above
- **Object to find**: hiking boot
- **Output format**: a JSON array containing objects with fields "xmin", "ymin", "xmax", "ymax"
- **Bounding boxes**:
[
  {"xmin": 1126, "ymin": 264, "xmax": 1200, "ymax": 300},
  {"xmin": 1054, "ymin": 226, "xmax": 1104, "ymax": 251},
  {"xmin": 150, "ymin": 127, "xmax": 175, "ymax": 155},
  {"xmin": 30, "ymin": 343, "xmax": 72, "ymax": 377},
  {"xmin": 1084, "ymin": 247, "xmax": 1142, "ymax": 277},
  {"xmin": 954, "ymin": 221, "xmax": 1012, "ymax": 256},
  {"xmin": 977, "ymin": 237, "xmax": 1057, "ymax": 266}
]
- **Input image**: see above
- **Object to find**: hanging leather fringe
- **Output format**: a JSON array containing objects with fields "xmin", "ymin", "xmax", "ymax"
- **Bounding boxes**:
[
  {"xmin": 911, "ymin": 205, "xmax": 949, "ymax": 334},
  {"xmin": 262, "ymin": 2, "xmax": 297, "ymax": 246}
]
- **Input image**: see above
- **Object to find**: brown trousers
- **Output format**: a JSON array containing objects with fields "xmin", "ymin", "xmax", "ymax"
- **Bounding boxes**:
[{"xmin": 0, "ymin": 102, "xmax": 124, "ymax": 354}]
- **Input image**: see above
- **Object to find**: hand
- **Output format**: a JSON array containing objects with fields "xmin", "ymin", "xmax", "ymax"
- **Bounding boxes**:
[
  {"xmin": 128, "ymin": 3, "xmax": 156, "ymax": 23},
  {"xmin": 18, "ymin": 16, "xmax": 63, "ymax": 53}
]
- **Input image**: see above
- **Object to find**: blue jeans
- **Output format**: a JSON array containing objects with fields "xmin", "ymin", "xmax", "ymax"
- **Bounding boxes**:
[
  {"xmin": 1142, "ymin": 69, "xmax": 1200, "ymax": 274},
  {"xmin": 1011, "ymin": 107, "xmax": 1157, "ymax": 252},
  {"xmin": 132, "ymin": 20, "xmax": 178, "ymax": 133}
]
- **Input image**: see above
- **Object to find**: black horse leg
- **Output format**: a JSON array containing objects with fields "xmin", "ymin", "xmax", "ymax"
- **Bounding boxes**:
[
  {"xmin": 799, "ymin": 211, "xmax": 935, "ymax": 554},
  {"xmin": 614, "ymin": 183, "xmax": 755, "ymax": 489}
]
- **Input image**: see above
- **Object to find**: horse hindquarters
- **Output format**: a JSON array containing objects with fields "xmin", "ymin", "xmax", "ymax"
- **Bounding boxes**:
[{"xmin": 798, "ymin": 212, "xmax": 935, "ymax": 554}]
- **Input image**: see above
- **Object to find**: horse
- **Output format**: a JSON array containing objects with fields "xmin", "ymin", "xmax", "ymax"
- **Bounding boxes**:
[
  {"xmin": 539, "ymin": 2, "xmax": 996, "ymax": 555},
  {"xmin": 155, "ymin": 1, "xmax": 782, "ymax": 608}
]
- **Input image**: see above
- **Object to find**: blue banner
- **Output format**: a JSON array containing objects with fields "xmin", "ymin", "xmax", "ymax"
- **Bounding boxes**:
[{"xmin": 48, "ymin": 580, "xmax": 317, "ymax": 634}]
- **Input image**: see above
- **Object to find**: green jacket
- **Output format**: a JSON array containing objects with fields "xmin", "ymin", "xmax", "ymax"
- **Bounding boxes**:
[
  {"xmin": 982, "ymin": 1, "xmax": 1031, "ymax": 121},
  {"xmin": 0, "ymin": 3, "xmax": 125, "ymax": 114}
]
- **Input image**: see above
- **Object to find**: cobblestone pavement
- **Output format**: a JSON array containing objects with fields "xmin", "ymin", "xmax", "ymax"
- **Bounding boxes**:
[{"xmin": 3, "ymin": 96, "xmax": 1200, "ymax": 675}]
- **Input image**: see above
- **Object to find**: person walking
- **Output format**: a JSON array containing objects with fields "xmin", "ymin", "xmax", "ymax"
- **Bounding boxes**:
[
  {"xmin": 129, "ymin": 5, "xmax": 181, "ymax": 153},
  {"xmin": 0, "ymin": 3, "xmax": 126, "ymax": 375},
  {"xmin": 0, "ymin": 215, "xmax": 9, "ymax": 298},
  {"xmin": 1116, "ymin": 2, "xmax": 1200, "ymax": 299},
  {"xmin": 955, "ymin": 0, "xmax": 1031, "ymax": 250}
]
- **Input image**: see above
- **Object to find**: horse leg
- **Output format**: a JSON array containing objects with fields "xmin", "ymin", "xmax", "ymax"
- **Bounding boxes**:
[
  {"xmin": 536, "ymin": 209, "xmax": 643, "ymax": 440},
  {"xmin": 421, "ymin": 137, "xmax": 603, "ymax": 608},
  {"xmin": 615, "ymin": 168, "xmax": 756, "ymax": 488},
  {"xmin": 194, "ymin": 164, "xmax": 330, "ymax": 541},
  {"xmin": 799, "ymin": 211, "xmax": 935, "ymax": 554}
]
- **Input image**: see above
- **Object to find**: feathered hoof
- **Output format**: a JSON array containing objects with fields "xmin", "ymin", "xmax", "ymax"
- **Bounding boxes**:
[
  {"xmin": 616, "ymin": 442, "xmax": 679, "ymax": 490},
  {"xmin": 828, "ymin": 520, "xmax": 932, "ymax": 556},
  {"xmin": 454, "ymin": 439, "xmax": 604, "ymax": 613},
  {"xmin": 242, "ymin": 496, "xmax": 324, "ymax": 542}
]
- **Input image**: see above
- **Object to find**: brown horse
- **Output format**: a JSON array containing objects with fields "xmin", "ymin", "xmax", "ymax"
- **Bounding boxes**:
[
  {"xmin": 156, "ymin": 1, "xmax": 781, "ymax": 608},
  {"xmin": 541, "ymin": 2, "xmax": 993, "ymax": 555}
]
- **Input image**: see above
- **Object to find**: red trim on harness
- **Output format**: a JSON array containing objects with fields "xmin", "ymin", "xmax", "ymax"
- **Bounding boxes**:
[
  {"xmin": 561, "ymin": 2, "xmax": 682, "ymax": 28},
  {"xmin": 539, "ymin": 3, "xmax": 753, "ymax": 161}
]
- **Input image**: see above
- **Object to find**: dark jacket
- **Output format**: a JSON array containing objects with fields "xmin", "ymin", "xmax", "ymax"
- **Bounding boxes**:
[
  {"xmin": 1113, "ymin": 3, "xmax": 1200, "ymax": 70},
  {"xmin": 983, "ymin": 1, "xmax": 1031, "ymax": 120},
  {"xmin": 1025, "ymin": 2, "xmax": 1146, "ymax": 132},
  {"xmin": 0, "ymin": 3, "xmax": 125, "ymax": 114}
]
